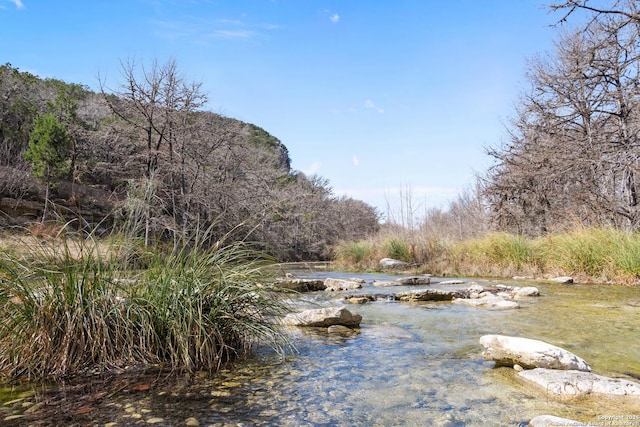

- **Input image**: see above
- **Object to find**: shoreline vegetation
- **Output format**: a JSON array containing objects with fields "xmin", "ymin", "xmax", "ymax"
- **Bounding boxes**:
[
  {"xmin": 0, "ymin": 223, "xmax": 291, "ymax": 382},
  {"xmin": 332, "ymin": 226, "xmax": 640, "ymax": 286},
  {"xmin": 0, "ymin": 220, "xmax": 638, "ymax": 385}
]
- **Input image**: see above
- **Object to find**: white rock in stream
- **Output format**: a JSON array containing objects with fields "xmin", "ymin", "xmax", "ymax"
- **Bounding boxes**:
[
  {"xmin": 323, "ymin": 278, "xmax": 363, "ymax": 291},
  {"xmin": 519, "ymin": 368, "xmax": 640, "ymax": 399},
  {"xmin": 479, "ymin": 335, "xmax": 591, "ymax": 371},
  {"xmin": 379, "ymin": 258, "xmax": 410, "ymax": 269},
  {"xmin": 453, "ymin": 295, "xmax": 520, "ymax": 309},
  {"xmin": 549, "ymin": 276, "xmax": 574, "ymax": 284},
  {"xmin": 513, "ymin": 286, "xmax": 540, "ymax": 298},
  {"xmin": 438, "ymin": 279, "xmax": 465, "ymax": 285}
]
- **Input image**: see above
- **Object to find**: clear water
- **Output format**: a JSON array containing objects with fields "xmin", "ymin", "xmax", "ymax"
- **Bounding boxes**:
[{"xmin": 2, "ymin": 271, "xmax": 640, "ymax": 426}]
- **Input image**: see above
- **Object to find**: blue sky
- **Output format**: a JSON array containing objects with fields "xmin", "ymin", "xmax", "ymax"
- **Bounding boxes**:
[{"xmin": 1, "ymin": 0, "xmax": 567, "ymax": 218}]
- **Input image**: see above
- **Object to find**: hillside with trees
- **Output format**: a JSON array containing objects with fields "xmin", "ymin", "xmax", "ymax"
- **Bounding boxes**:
[{"xmin": 0, "ymin": 60, "xmax": 379, "ymax": 260}]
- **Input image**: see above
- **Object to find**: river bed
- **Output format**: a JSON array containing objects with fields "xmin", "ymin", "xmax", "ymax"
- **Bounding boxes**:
[{"xmin": 2, "ymin": 270, "xmax": 640, "ymax": 426}]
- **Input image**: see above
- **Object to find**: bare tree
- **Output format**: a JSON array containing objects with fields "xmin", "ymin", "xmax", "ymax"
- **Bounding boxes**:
[{"xmin": 485, "ymin": 5, "xmax": 640, "ymax": 233}]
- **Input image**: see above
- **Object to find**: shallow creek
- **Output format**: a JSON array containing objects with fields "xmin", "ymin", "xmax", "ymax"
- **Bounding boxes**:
[{"xmin": 2, "ymin": 271, "xmax": 640, "ymax": 426}]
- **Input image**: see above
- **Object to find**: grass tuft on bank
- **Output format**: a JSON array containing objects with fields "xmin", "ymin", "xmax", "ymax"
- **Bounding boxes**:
[{"xmin": 0, "ymin": 226, "xmax": 290, "ymax": 380}]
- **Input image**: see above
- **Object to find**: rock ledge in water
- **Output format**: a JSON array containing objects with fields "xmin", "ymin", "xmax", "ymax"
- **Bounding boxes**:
[
  {"xmin": 454, "ymin": 295, "xmax": 520, "ymax": 309},
  {"xmin": 519, "ymin": 368, "xmax": 640, "ymax": 399},
  {"xmin": 396, "ymin": 289, "xmax": 463, "ymax": 302}
]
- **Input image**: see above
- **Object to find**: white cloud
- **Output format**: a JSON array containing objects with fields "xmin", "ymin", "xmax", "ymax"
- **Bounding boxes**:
[
  {"xmin": 364, "ymin": 99, "xmax": 384, "ymax": 113},
  {"xmin": 329, "ymin": 13, "xmax": 339, "ymax": 23},
  {"xmin": 1, "ymin": 0, "xmax": 24, "ymax": 9},
  {"xmin": 151, "ymin": 15, "xmax": 279, "ymax": 43},
  {"xmin": 352, "ymin": 155, "xmax": 359, "ymax": 166}
]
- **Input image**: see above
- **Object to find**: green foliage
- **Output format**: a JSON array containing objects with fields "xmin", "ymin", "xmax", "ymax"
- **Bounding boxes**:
[
  {"xmin": 23, "ymin": 113, "xmax": 71, "ymax": 181},
  {"xmin": 248, "ymin": 124, "xmax": 291, "ymax": 171},
  {"xmin": 0, "ymin": 228, "xmax": 290, "ymax": 380},
  {"xmin": 537, "ymin": 227, "xmax": 640, "ymax": 279},
  {"xmin": 455, "ymin": 232, "xmax": 536, "ymax": 270},
  {"xmin": 383, "ymin": 237, "xmax": 411, "ymax": 262},
  {"xmin": 334, "ymin": 241, "xmax": 373, "ymax": 266}
]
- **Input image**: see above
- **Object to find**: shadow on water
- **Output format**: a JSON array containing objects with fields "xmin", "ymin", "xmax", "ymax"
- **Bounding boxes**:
[{"xmin": 2, "ymin": 272, "xmax": 640, "ymax": 426}]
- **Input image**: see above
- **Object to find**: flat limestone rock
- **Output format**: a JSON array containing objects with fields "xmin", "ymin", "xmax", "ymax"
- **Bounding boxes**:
[
  {"xmin": 479, "ymin": 335, "xmax": 591, "ymax": 371},
  {"xmin": 395, "ymin": 289, "xmax": 462, "ymax": 302},
  {"xmin": 437, "ymin": 279, "xmax": 465, "ymax": 285},
  {"xmin": 519, "ymin": 368, "xmax": 640, "ymax": 399},
  {"xmin": 324, "ymin": 278, "xmax": 363, "ymax": 291},
  {"xmin": 454, "ymin": 295, "xmax": 520, "ymax": 310},
  {"xmin": 282, "ymin": 306, "xmax": 362, "ymax": 328}
]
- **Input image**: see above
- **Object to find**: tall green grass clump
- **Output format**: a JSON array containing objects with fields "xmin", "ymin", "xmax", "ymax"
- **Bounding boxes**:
[
  {"xmin": 453, "ymin": 232, "xmax": 538, "ymax": 274},
  {"xmin": 136, "ymin": 233, "xmax": 290, "ymax": 371},
  {"xmin": 0, "ymin": 226, "xmax": 290, "ymax": 380},
  {"xmin": 539, "ymin": 227, "xmax": 640, "ymax": 280},
  {"xmin": 333, "ymin": 241, "xmax": 374, "ymax": 269},
  {"xmin": 382, "ymin": 237, "xmax": 411, "ymax": 262}
]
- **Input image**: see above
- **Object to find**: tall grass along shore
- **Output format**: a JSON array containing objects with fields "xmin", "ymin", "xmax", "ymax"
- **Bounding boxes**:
[{"xmin": 332, "ymin": 227, "xmax": 640, "ymax": 285}]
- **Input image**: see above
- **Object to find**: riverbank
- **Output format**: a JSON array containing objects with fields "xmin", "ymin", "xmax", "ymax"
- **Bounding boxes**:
[{"xmin": 332, "ymin": 227, "xmax": 640, "ymax": 285}]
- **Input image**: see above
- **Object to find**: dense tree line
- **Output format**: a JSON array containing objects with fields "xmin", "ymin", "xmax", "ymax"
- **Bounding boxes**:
[
  {"xmin": 484, "ymin": 0, "xmax": 640, "ymax": 234},
  {"xmin": 0, "ymin": 60, "xmax": 379, "ymax": 260}
]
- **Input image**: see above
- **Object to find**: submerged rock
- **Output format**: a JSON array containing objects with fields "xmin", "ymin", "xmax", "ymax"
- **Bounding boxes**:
[
  {"xmin": 282, "ymin": 306, "xmax": 362, "ymax": 328},
  {"xmin": 519, "ymin": 368, "xmax": 640, "ymax": 399},
  {"xmin": 372, "ymin": 280, "xmax": 401, "ymax": 287},
  {"xmin": 327, "ymin": 325, "xmax": 360, "ymax": 336},
  {"xmin": 528, "ymin": 415, "xmax": 581, "ymax": 427},
  {"xmin": 479, "ymin": 335, "xmax": 591, "ymax": 371}
]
